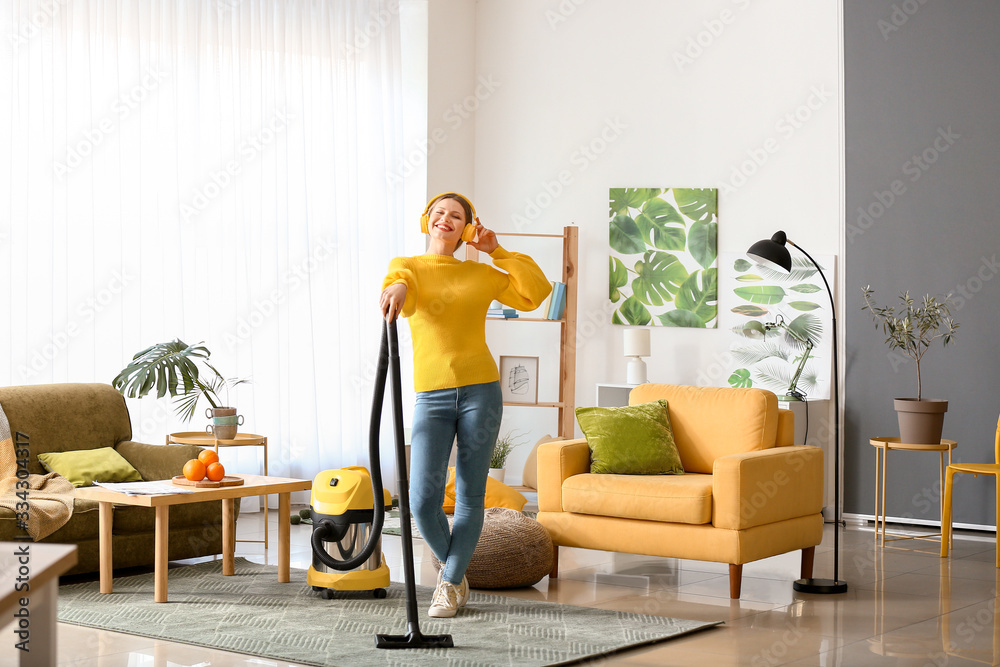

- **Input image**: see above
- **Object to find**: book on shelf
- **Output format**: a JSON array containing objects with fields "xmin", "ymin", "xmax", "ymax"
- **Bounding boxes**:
[
  {"xmin": 487, "ymin": 300, "xmax": 518, "ymax": 319},
  {"xmin": 546, "ymin": 281, "xmax": 566, "ymax": 320}
]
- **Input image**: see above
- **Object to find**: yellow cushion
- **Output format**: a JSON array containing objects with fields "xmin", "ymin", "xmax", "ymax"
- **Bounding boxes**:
[
  {"xmin": 562, "ymin": 473, "xmax": 713, "ymax": 525},
  {"xmin": 628, "ymin": 384, "xmax": 778, "ymax": 473},
  {"xmin": 441, "ymin": 467, "xmax": 527, "ymax": 513},
  {"xmin": 37, "ymin": 447, "xmax": 143, "ymax": 488}
]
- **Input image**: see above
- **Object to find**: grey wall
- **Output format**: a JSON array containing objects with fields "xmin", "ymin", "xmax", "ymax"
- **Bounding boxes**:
[{"xmin": 844, "ymin": 1, "xmax": 1000, "ymax": 524}]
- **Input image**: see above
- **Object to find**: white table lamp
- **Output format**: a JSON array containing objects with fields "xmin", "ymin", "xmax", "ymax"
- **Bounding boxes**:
[{"xmin": 623, "ymin": 328, "xmax": 650, "ymax": 385}]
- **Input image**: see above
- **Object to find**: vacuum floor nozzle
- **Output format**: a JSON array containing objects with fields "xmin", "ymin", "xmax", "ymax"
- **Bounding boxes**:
[{"xmin": 375, "ymin": 625, "xmax": 455, "ymax": 649}]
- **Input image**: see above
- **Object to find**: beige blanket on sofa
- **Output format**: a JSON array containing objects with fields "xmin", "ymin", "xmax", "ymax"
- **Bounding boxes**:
[{"xmin": 0, "ymin": 401, "xmax": 74, "ymax": 541}]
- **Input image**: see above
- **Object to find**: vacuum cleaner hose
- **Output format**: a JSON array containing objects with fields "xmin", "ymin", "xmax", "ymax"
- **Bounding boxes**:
[{"xmin": 311, "ymin": 318, "xmax": 394, "ymax": 571}]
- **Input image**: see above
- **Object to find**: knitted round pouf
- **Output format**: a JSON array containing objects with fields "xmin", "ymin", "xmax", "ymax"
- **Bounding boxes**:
[{"xmin": 432, "ymin": 507, "xmax": 553, "ymax": 589}]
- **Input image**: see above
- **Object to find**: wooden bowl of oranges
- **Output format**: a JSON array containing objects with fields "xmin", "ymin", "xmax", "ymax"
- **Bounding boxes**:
[{"xmin": 171, "ymin": 449, "xmax": 244, "ymax": 487}]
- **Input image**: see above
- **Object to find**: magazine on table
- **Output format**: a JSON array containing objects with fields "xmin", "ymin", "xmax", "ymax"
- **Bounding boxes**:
[{"xmin": 93, "ymin": 481, "xmax": 193, "ymax": 496}]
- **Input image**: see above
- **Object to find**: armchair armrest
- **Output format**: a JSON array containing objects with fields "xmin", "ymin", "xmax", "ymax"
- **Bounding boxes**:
[
  {"xmin": 537, "ymin": 438, "xmax": 590, "ymax": 512},
  {"xmin": 713, "ymin": 445, "xmax": 823, "ymax": 530},
  {"xmin": 115, "ymin": 441, "xmax": 207, "ymax": 481}
]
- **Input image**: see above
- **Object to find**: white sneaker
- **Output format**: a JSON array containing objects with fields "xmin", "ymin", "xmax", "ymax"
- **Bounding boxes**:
[
  {"xmin": 455, "ymin": 575, "xmax": 469, "ymax": 608},
  {"xmin": 428, "ymin": 580, "xmax": 460, "ymax": 618}
]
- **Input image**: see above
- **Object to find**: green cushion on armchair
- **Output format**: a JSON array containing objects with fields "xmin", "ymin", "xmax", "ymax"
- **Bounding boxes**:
[{"xmin": 575, "ymin": 400, "xmax": 684, "ymax": 475}]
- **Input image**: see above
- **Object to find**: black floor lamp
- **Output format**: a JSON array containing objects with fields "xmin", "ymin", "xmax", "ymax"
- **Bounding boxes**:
[{"xmin": 747, "ymin": 231, "xmax": 848, "ymax": 595}]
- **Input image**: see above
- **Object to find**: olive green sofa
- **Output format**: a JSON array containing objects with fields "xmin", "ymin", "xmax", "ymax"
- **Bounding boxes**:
[{"xmin": 0, "ymin": 383, "xmax": 234, "ymax": 576}]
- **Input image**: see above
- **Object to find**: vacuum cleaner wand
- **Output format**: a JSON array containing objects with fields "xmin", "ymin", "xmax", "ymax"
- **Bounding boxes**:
[{"xmin": 374, "ymin": 318, "xmax": 454, "ymax": 649}]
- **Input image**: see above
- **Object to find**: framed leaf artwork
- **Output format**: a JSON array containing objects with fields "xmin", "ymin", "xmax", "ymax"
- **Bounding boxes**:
[
  {"xmin": 719, "ymin": 251, "xmax": 835, "ymax": 400},
  {"xmin": 608, "ymin": 188, "xmax": 719, "ymax": 327}
]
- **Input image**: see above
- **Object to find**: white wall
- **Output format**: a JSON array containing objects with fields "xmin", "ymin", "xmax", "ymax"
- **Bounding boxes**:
[{"xmin": 467, "ymin": 0, "xmax": 843, "ymax": 485}]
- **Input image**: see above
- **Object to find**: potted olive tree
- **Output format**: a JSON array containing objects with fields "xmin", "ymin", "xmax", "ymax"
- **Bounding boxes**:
[
  {"xmin": 862, "ymin": 287, "xmax": 958, "ymax": 444},
  {"xmin": 113, "ymin": 339, "xmax": 249, "ymax": 434}
]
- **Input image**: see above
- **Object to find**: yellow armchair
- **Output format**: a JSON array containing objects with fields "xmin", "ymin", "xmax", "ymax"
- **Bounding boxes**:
[{"xmin": 536, "ymin": 383, "xmax": 825, "ymax": 598}]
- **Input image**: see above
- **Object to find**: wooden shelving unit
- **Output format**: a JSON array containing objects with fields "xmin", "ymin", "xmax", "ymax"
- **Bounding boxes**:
[{"xmin": 466, "ymin": 226, "xmax": 578, "ymax": 439}]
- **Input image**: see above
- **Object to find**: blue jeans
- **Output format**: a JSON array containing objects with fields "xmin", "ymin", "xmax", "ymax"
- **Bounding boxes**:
[{"xmin": 408, "ymin": 381, "xmax": 502, "ymax": 585}]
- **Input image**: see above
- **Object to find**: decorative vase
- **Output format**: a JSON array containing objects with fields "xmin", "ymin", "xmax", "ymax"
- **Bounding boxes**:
[
  {"xmin": 894, "ymin": 398, "xmax": 948, "ymax": 445},
  {"xmin": 488, "ymin": 468, "xmax": 505, "ymax": 483}
]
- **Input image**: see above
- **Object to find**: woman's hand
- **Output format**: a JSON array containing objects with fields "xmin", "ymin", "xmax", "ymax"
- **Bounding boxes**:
[
  {"xmin": 380, "ymin": 283, "xmax": 407, "ymax": 322},
  {"xmin": 468, "ymin": 223, "xmax": 499, "ymax": 254}
]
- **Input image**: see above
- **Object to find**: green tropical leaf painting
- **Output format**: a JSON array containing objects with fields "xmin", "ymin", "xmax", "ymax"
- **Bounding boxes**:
[
  {"xmin": 608, "ymin": 187, "xmax": 718, "ymax": 328},
  {"xmin": 721, "ymin": 251, "xmax": 835, "ymax": 400}
]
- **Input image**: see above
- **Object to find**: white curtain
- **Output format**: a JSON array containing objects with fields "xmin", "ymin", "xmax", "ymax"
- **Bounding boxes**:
[{"xmin": 1, "ymin": 0, "xmax": 406, "ymax": 495}]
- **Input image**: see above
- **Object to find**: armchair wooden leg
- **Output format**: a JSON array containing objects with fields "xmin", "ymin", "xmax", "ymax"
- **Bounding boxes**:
[
  {"xmin": 729, "ymin": 564, "xmax": 743, "ymax": 599},
  {"xmin": 549, "ymin": 545, "xmax": 559, "ymax": 579},
  {"xmin": 801, "ymin": 546, "xmax": 815, "ymax": 580}
]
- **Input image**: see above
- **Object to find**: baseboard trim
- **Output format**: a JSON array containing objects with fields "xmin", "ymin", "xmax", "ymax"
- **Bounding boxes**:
[{"xmin": 844, "ymin": 512, "xmax": 997, "ymax": 534}]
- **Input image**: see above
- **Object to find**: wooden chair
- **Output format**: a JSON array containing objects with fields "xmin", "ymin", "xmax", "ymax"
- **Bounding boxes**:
[{"xmin": 941, "ymin": 415, "xmax": 1000, "ymax": 566}]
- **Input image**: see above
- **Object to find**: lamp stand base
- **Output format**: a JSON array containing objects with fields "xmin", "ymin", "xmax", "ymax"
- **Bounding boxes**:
[
  {"xmin": 626, "ymin": 358, "xmax": 647, "ymax": 385},
  {"xmin": 793, "ymin": 578, "xmax": 848, "ymax": 594}
]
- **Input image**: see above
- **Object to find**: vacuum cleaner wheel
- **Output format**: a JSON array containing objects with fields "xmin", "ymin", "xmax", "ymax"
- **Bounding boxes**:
[{"xmin": 373, "ymin": 588, "xmax": 387, "ymax": 599}]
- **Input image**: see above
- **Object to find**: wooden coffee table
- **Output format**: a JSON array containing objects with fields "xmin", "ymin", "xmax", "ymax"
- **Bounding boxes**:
[{"xmin": 75, "ymin": 474, "xmax": 311, "ymax": 602}]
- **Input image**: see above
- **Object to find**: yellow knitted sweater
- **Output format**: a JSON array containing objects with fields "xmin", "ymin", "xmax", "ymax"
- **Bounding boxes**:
[{"xmin": 382, "ymin": 246, "xmax": 551, "ymax": 392}]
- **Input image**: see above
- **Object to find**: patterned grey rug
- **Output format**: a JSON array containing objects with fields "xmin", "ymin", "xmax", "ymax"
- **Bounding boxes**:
[{"xmin": 58, "ymin": 558, "xmax": 720, "ymax": 666}]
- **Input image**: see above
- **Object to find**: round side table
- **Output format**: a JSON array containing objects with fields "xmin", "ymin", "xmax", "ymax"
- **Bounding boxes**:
[
  {"xmin": 167, "ymin": 432, "xmax": 269, "ymax": 548},
  {"xmin": 870, "ymin": 436, "xmax": 957, "ymax": 548}
]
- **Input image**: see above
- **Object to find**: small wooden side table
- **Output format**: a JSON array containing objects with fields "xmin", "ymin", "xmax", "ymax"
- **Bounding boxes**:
[
  {"xmin": 870, "ymin": 436, "xmax": 957, "ymax": 548},
  {"xmin": 167, "ymin": 432, "xmax": 269, "ymax": 548}
]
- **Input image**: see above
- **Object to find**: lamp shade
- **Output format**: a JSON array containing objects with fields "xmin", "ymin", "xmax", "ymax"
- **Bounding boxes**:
[
  {"xmin": 747, "ymin": 231, "xmax": 792, "ymax": 273},
  {"xmin": 623, "ymin": 328, "xmax": 650, "ymax": 357}
]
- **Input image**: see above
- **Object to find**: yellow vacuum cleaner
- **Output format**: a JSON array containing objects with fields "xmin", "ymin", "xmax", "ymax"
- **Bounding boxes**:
[
  {"xmin": 307, "ymin": 466, "xmax": 392, "ymax": 599},
  {"xmin": 308, "ymin": 318, "xmax": 454, "ymax": 649}
]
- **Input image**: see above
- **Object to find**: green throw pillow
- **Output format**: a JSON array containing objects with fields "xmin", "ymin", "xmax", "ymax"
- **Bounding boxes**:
[
  {"xmin": 37, "ymin": 447, "xmax": 143, "ymax": 488},
  {"xmin": 576, "ymin": 400, "xmax": 684, "ymax": 475}
]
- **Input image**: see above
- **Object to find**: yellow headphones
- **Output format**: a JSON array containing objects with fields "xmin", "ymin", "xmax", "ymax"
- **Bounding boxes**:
[{"xmin": 420, "ymin": 192, "xmax": 479, "ymax": 243}]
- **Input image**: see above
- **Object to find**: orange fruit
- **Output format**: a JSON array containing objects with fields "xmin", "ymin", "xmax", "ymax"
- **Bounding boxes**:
[
  {"xmin": 183, "ymin": 458, "xmax": 207, "ymax": 481},
  {"xmin": 206, "ymin": 462, "xmax": 226, "ymax": 482},
  {"xmin": 198, "ymin": 449, "xmax": 220, "ymax": 466}
]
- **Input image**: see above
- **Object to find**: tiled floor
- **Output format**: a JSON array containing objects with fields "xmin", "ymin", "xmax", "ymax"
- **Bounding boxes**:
[{"xmin": 52, "ymin": 510, "xmax": 1000, "ymax": 666}]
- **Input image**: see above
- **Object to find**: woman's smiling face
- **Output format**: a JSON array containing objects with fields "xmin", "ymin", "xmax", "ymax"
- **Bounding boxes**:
[{"xmin": 427, "ymin": 197, "xmax": 468, "ymax": 246}]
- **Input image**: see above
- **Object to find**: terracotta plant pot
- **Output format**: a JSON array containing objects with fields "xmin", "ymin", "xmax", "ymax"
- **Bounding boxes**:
[{"xmin": 894, "ymin": 398, "xmax": 948, "ymax": 445}]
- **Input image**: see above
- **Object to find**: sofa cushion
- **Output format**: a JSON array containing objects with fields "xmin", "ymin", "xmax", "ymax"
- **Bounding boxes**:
[
  {"xmin": 562, "ymin": 473, "xmax": 713, "ymax": 524},
  {"xmin": 441, "ymin": 467, "xmax": 527, "ymax": 513},
  {"xmin": 628, "ymin": 384, "xmax": 779, "ymax": 474},
  {"xmin": 0, "ymin": 383, "xmax": 133, "ymax": 475},
  {"xmin": 575, "ymin": 400, "xmax": 684, "ymax": 475},
  {"xmin": 38, "ymin": 447, "xmax": 143, "ymax": 487}
]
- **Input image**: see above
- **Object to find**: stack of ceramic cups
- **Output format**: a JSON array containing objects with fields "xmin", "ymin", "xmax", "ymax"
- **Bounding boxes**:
[{"xmin": 206, "ymin": 407, "xmax": 244, "ymax": 440}]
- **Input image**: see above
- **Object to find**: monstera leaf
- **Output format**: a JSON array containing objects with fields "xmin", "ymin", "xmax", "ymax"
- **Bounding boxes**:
[
  {"xmin": 614, "ymin": 296, "xmax": 652, "ymax": 325},
  {"xmin": 674, "ymin": 268, "xmax": 717, "ymax": 325},
  {"xmin": 658, "ymin": 309, "xmax": 705, "ymax": 328},
  {"xmin": 634, "ymin": 197, "xmax": 685, "ymax": 251},
  {"xmin": 609, "ymin": 188, "xmax": 660, "ymax": 216},
  {"xmin": 728, "ymin": 368, "xmax": 753, "ymax": 388},
  {"xmin": 673, "ymin": 188, "xmax": 717, "ymax": 223},
  {"xmin": 631, "ymin": 251, "xmax": 688, "ymax": 307},
  {"xmin": 610, "ymin": 214, "xmax": 645, "ymax": 255},
  {"xmin": 734, "ymin": 285, "xmax": 786, "ymax": 305},
  {"xmin": 688, "ymin": 219, "xmax": 718, "ymax": 269},
  {"xmin": 609, "ymin": 257, "xmax": 627, "ymax": 302}
]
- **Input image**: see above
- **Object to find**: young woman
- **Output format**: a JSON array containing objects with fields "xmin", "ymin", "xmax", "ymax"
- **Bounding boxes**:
[{"xmin": 379, "ymin": 193, "xmax": 550, "ymax": 617}]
